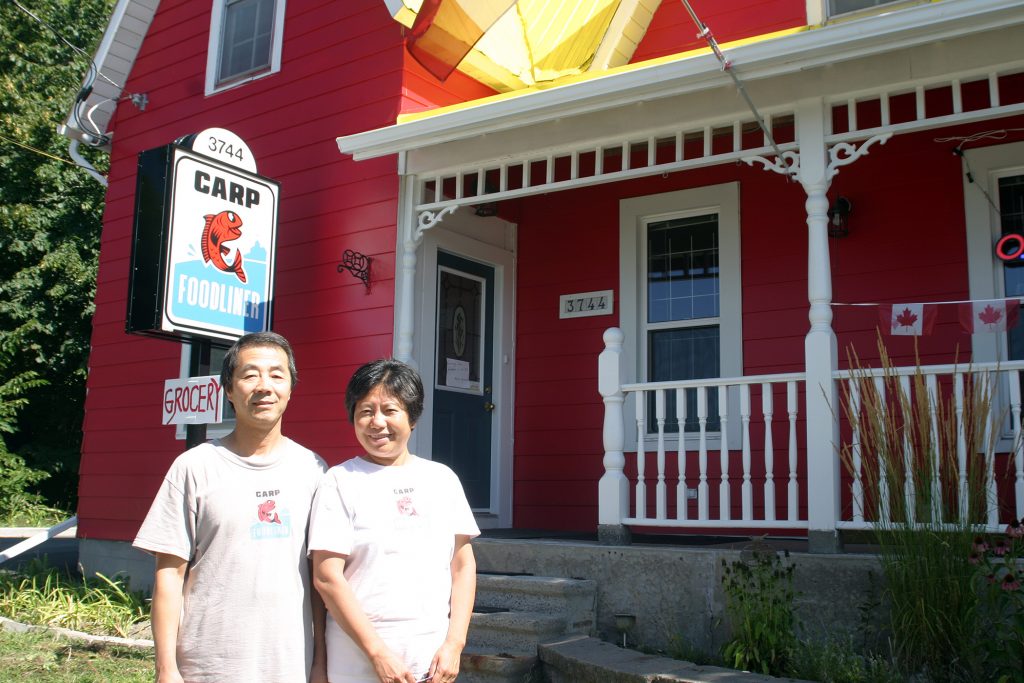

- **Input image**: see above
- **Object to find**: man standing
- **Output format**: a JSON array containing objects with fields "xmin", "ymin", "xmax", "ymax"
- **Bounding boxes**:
[{"xmin": 134, "ymin": 332, "xmax": 327, "ymax": 683}]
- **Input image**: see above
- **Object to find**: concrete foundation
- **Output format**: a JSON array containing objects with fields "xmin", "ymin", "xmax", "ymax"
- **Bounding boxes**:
[
  {"xmin": 78, "ymin": 539, "xmax": 155, "ymax": 593},
  {"xmin": 474, "ymin": 538, "xmax": 883, "ymax": 659}
]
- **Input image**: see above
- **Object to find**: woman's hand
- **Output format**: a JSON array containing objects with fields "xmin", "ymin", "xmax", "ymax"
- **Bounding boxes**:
[
  {"xmin": 369, "ymin": 645, "xmax": 417, "ymax": 683},
  {"xmin": 426, "ymin": 638, "xmax": 463, "ymax": 683}
]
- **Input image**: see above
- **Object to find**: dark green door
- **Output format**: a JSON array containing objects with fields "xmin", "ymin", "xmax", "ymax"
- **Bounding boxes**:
[{"xmin": 431, "ymin": 251, "xmax": 494, "ymax": 509}]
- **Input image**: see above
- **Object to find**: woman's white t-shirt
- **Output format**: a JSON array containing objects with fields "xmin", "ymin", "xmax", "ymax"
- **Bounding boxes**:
[{"xmin": 308, "ymin": 455, "xmax": 480, "ymax": 682}]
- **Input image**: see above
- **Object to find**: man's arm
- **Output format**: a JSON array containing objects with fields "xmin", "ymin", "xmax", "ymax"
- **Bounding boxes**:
[
  {"xmin": 311, "ymin": 550, "xmax": 416, "ymax": 683},
  {"xmin": 151, "ymin": 553, "xmax": 188, "ymax": 683},
  {"xmin": 428, "ymin": 536, "xmax": 476, "ymax": 682}
]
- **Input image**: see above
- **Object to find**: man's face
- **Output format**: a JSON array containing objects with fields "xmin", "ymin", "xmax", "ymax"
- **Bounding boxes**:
[{"xmin": 225, "ymin": 345, "xmax": 293, "ymax": 432}]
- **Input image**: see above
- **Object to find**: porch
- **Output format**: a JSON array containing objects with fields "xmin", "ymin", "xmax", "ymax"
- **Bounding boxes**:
[{"xmin": 596, "ymin": 327, "xmax": 1024, "ymax": 551}]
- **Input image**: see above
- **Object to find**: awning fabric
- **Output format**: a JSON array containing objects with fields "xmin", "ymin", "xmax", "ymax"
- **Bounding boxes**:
[{"xmin": 400, "ymin": 0, "xmax": 623, "ymax": 88}]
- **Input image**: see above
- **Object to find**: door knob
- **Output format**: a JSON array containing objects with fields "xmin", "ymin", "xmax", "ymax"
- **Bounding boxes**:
[{"xmin": 483, "ymin": 401, "xmax": 495, "ymax": 412}]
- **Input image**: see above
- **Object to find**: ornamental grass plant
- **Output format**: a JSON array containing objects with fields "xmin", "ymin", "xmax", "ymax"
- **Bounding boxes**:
[
  {"xmin": 840, "ymin": 342, "xmax": 1023, "ymax": 681},
  {"xmin": 0, "ymin": 559, "xmax": 149, "ymax": 638}
]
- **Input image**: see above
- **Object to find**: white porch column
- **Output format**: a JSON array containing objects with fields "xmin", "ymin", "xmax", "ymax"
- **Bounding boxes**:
[
  {"xmin": 745, "ymin": 99, "xmax": 890, "ymax": 552},
  {"xmin": 393, "ymin": 174, "xmax": 457, "ymax": 364},
  {"xmin": 395, "ymin": 176, "xmax": 418, "ymax": 363},
  {"xmin": 598, "ymin": 327, "xmax": 631, "ymax": 545},
  {"xmin": 795, "ymin": 98, "xmax": 842, "ymax": 553}
]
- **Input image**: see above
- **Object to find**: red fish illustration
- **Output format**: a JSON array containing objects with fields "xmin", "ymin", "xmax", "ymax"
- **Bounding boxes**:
[
  {"xmin": 257, "ymin": 499, "xmax": 281, "ymax": 524},
  {"xmin": 201, "ymin": 210, "xmax": 247, "ymax": 283}
]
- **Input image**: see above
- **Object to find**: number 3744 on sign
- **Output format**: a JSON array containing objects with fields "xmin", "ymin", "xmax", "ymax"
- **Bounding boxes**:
[{"xmin": 559, "ymin": 290, "xmax": 614, "ymax": 319}]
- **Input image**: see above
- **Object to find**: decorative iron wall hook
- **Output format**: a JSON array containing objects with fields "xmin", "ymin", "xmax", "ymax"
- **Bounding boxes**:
[{"xmin": 338, "ymin": 249, "xmax": 372, "ymax": 289}]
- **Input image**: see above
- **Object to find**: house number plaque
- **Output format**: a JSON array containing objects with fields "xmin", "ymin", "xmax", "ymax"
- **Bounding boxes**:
[{"xmin": 559, "ymin": 289, "xmax": 614, "ymax": 319}]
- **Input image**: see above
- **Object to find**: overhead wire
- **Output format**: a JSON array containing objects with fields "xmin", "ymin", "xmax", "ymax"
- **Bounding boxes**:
[
  {"xmin": 11, "ymin": 0, "xmax": 120, "ymax": 145},
  {"xmin": 937, "ymin": 128, "xmax": 1024, "ymax": 218},
  {"xmin": 0, "ymin": 132, "xmax": 85, "ymax": 168},
  {"xmin": 677, "ymin": 0, "xmax": 794, "ymax": 179}
]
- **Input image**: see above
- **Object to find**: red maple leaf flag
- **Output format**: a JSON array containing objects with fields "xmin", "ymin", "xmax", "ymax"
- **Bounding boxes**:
[
  {"xmin": 959, "ymin": 299, "xmax": 1021, "ymax": 333},
  {"xmin": 880, "ymin": 303, "xmax": 936, "ymax": 336}
]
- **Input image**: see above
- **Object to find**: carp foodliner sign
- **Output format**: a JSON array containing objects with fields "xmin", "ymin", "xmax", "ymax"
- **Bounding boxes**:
[{"xmin": 126, "ymin": 128, "xmax": 279, "ymax": 343}]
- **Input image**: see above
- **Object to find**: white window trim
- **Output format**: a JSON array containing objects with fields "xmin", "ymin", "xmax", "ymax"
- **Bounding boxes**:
[
  {"xmin": 964, "ymin": 140, "xmax": 1024, "ymax": 365},
  {"xmin": 619, "ymin": 182, "xmax": 743, "ymax": 450},
  {"xmin": 205, "ymin": 0, "xmax": 286, "ymax": 96},
  {"xmin": 964, "ymin": 140, "xmax": 1024, "ymax": 446},
  {"xmin": 174, "ymin": 343, "xmax": 236, "ymax": 441}
]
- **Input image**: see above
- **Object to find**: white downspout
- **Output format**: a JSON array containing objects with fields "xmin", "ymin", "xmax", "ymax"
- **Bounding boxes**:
[{"xmin": 69, "ymin": 139, "xmax": 108, "ymax": 187}]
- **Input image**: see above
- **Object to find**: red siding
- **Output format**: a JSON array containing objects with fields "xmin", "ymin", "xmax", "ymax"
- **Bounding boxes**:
[
  {"xmin": 631, "ymin": 0, "xmax": 806, "ymax": 64},
  {"xmin": 78, "ymin": 0, "xmax": 484, "ymax": 541}
]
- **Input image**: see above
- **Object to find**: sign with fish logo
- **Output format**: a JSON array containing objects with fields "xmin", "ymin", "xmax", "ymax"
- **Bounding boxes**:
[{"xmin": 127, "ymin": 129, "xmax": 279, "ymax": 342}]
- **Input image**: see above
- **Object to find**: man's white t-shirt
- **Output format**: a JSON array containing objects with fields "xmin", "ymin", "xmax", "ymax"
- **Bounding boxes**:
[
  {"xmin": 308, "ymin": 455, "xmax": 480, "ymax": 682},
  {"xmin": 134, "ymin": 438, "xmax": 326, "ymax": 683}
]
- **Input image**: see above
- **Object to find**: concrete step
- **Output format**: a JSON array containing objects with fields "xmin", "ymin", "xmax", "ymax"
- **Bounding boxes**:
[
  {"xmin": 538, "ymin": 635, "xmax": 812, "ymax": 683},
  {"xmin": 459, "ymin": 647, "xmax": 538, "ymax": 683},
  {"xmin": 466, "ymin": 609, "xmax": 568, "ymax": 656},
  {"xmin": 475, "ymin": 574, "xmax": 597, "ymax": 635}
]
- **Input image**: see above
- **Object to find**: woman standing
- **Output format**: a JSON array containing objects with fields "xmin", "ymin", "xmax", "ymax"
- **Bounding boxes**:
[{"xmin": 309, "ymin": 359, "xmax": 479, "ymax": 683}]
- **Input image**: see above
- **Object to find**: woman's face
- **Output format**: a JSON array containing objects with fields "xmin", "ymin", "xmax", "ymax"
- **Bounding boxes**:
[{"xmin": 353, "ymin": 385, "xmax": 413, "ymax": 466}]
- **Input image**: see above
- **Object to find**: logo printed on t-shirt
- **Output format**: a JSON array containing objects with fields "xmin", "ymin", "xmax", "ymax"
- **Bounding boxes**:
[{"xmin": 251, "ymin": 490, "xmax": 292, "ymax": 540}]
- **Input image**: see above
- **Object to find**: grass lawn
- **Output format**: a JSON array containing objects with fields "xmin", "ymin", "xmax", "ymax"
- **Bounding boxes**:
[{"xmin": 0, "ymin": 628, "xmax": 152, "ymax": 682}]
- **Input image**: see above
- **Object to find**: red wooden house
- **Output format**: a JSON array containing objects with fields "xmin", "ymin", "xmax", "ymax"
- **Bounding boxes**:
[{"xmin": 62, "ymin": 0, "xmax": 1024, "ymax": 584}]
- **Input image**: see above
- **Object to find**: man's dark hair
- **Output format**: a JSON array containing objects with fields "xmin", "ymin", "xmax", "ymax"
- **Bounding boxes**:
[
  {"xmin": 345, "ymin": 358, "xmax": 424, "ymax": 426},
  {"xmin": 220, "ymin": 331, "xmax": 298, "ymax": 391}
]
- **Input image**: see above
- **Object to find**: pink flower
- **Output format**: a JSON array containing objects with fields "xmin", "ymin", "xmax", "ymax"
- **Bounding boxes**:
[
  {"xmin": 1001, "ymin": 573, "xmax": 1021, "ymax": 591},
  {"xmin": 1007, "ymin": 520, "xmax": 1024, "ymax": 539},
  {"xmin": 968, "ymin": 551, "xmax": 982, "ymax": 565},
  {"xmin": 973, "ymin": 536, "xmax": 988, "ymax": 553},
  {"xmin": 993, "ymin": 540, "xmax": 1009, "ymax": 556}
]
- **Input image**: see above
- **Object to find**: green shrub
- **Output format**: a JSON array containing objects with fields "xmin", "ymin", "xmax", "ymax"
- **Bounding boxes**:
[{"xmin": 720, "ymin": 549, "xmax": 798, "ymax": 675}]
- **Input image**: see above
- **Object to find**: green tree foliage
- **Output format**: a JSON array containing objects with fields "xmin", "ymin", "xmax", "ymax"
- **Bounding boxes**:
[{"xmin": 0, "ymin": 0, "xmax": 114, "ymax": 511}]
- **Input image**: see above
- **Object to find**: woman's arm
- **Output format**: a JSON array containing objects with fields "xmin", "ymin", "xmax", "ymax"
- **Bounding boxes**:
[
  {"xmin": 152, "ymin": 553, "xmax": 188, "ymax": 683},
  {"xmin": 310, "ymin": 561, "xmax": 329, "ymax": 683},
  {"xmin": 311, "ymin": 549, "xmax": 416, "ymax": 683},
  {"xmin": 428, "ymin": 536, "xmax": 477, "ymax": 683}
]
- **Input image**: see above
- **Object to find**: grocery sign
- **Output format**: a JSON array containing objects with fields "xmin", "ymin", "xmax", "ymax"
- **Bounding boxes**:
[{"xmin": 126, "ymin": 128, "xmax": 279, "ymax": 342}]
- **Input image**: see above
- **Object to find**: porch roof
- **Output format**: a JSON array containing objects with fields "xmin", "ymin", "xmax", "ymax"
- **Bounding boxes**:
[{"xmin": 337, "ymin": 0, "xmax": 1024, "ymax": 166}]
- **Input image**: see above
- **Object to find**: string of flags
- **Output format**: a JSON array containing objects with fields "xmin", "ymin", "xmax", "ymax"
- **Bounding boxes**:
[{"xmin": 836, "ymin": 299, "xmax": 1022, "ymax": 337}]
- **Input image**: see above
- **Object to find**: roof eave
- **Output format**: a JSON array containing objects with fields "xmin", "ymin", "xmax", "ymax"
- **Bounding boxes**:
[{"xmin": 337, "ymin": 0, "xmax": 1024, "ymax": 160}]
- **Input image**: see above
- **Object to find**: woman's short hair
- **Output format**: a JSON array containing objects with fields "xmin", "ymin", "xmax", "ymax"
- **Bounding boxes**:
[
  {"xmin": 345, "ymin": 358, "xmax": 424, "ymax": 426},
  {"xmin": 220, "ymin": 331, "xmax": 298, "ymax": 390}
]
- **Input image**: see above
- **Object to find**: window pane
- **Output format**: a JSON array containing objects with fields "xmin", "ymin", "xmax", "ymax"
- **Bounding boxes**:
[
  {"xmin": 828, "ymin": 0, "xmax": 901, "ymax": 16},
  {"xmin": 219, "ymin": 0, "xmax": 275, "ymax": 82},
  {"xmin": 647, "ymin": 214, "xmax": 719, "ymax": 323},
  {"xmin": 648, "ymin": 326, "xmax": 720, "ymax": 433},
  {"xmin": 1000, "ymin": 174, "xmax": 1024, "ymax": 361}
]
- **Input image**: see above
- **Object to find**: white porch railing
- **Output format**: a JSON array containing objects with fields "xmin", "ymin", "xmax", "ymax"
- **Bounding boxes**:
[
  {"xmin": 598, "ymin": 328, "xmax": 808, "ymax": 530},
  {"xmin": 599, "ymin": 328, "xmax": 1024, "ymax": 538},
  {"xmin": 835, "ymin": 360, "xmax": 1024, "ymax": 533}
]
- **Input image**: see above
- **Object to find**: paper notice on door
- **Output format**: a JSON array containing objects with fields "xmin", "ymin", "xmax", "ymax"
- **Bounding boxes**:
[{"xmin": 446, "ymin": 358, "xmax": 471, "ymax": 389}]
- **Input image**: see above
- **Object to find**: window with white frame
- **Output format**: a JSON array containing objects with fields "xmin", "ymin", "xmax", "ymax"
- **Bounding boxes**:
[
  {"xmin": 206, "ymin": 0, "xmax": 286, "ymax": 94},
  {"xmin": 827, "ymin": 0, "xmax": 904, "ymax": 17},
  {"xmin": 620, "ymin": 183, "xmax": 742, "ymax": 443},
  {"xmin": 962, "ymin": 141, "xmax": 1024, "ymax": 445}
]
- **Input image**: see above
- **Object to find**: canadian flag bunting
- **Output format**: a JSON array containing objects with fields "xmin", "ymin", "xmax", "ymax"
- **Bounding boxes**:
[
  {"xmin": 959, "ymin": 299, "xmax": 1021, "ymax": 333},
  {"xmin": 880, "ymin": 303, "xmax": 937, "ymax": 336}
]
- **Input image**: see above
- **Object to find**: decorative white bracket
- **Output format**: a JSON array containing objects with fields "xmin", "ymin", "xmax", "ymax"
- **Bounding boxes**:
[
  {"xmin": 826, "ymin": 133, "xmax": 892, "ymax": 182},
  {"xmin": 413, "ymin": 206, "xmax": 459, "ymax": 244},
  {"xmin": 742, "ymin": 150, "xmax": 800, "ymax": 178},
  {"xmin": 743, "ymin": 133, "xmax": 892, "ymax": 184}
]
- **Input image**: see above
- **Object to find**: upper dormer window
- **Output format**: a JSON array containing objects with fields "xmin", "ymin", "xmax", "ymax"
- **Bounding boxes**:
[
  {"xmin": 206, "ymin": 0, "xmax": 286, "ymax": 94},
  {"xmin": 828, "ymin": 0, "xmax": 903, "ymax": 16}
]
